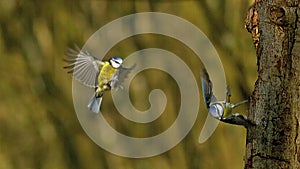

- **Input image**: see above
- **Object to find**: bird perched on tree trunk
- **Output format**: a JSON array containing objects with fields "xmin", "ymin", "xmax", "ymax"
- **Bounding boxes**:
[{"xmin": 200, "ymin": 67, "xmax": 254, "ymax": 127}]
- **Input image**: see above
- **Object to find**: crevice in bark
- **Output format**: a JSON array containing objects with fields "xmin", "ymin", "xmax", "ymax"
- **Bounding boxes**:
[{"xmin": 253, "ymin": 153, "xmax": 291, "ymax": 164}]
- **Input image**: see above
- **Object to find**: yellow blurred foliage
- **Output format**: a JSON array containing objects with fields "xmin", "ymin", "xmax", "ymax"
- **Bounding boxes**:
[{"xmin": 0, "ymin": 1, "xmax": 256, "ymax": 169}]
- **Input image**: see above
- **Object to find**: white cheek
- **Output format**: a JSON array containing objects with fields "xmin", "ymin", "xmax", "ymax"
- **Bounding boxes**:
[
  {"xmin": 111, "ymin": 61, "xmax": 121, "ymax": 68},
  {"xmin": 209, "ymin": 104, "xmax": 223, "ymax": 119}
]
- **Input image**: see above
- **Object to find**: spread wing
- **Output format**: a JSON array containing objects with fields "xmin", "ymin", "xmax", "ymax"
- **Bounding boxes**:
[
  {"xmin": 200, "ymin": 67, "xmax": 214, "ymax": 108},
  {"xmin": 109, "ymin": 64, "xmax": 136, "ymax": 89},
  {"xmin": 221, "ymin": 114, "xmax": 254, "ymax": 127},
  {"xmin": 64, "ymin": 46, "xmax": 104, "ymax": 88}
]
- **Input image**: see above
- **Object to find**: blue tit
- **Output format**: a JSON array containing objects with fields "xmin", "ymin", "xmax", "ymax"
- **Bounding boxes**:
[
  {"xmin": 64, "ymin": 46, "xmax": 135, "ymax": 113},
  {"xmin": 200, "ymin": 68, "xmax": 254, "ymax": 127}
]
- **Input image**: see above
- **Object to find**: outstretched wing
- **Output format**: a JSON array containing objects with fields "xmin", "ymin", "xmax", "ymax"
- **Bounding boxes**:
[
  {"xmin": 109, "ymin": 64, "xmax": 136, "ymax": 89},
  {"xmin": 200, "ymin": 67, "xmax": 214, "ymax": 108},
  {"xmin": 64, "ymin": 46, "xmax": 103, "ymax": 88},
  {"xmin": 221, "ymin": 114, "xmax": 255, "ymax": 127}
]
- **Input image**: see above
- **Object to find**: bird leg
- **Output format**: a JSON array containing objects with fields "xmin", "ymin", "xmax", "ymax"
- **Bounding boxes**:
[{"xmin": 232, "ymin": 100, "xmax": 248, "ymax": 108}]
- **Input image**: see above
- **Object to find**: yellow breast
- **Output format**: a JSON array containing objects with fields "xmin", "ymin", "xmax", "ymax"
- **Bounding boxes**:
[{"xmin": 98, "ymin": 62, "xmax": 117, "ymax": 88}]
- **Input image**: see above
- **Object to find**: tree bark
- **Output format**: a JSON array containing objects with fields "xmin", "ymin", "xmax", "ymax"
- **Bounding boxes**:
[{"xmin": 245, "ymin": 0, "xmax": 300, "ymax": 168}]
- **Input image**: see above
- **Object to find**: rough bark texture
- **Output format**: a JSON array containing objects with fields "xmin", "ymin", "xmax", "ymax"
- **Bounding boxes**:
[{"xmin": 245, "ymin": 0, "xmax": 300, "ymax": 168}]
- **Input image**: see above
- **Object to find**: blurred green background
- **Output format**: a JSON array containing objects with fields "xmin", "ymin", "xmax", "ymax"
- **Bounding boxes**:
[{"xmin": 0, "ymin": 0, "xmax": 256, "ymax": 169}]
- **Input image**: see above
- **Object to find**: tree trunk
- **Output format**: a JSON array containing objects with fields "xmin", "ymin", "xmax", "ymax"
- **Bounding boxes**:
[{"xmin": 244, "ymin": 0, "xmax": 300, "ymax": 168}]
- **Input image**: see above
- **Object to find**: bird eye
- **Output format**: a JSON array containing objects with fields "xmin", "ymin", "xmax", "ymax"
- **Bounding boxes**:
[{"xmin": 209, "ymin": 104, "xmax": 224, "ymax": 119}]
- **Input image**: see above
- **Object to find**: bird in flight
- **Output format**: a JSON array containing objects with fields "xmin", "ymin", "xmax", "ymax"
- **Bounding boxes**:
[{"xmin": 64, "ymin": 46, "xmax": 135, "ymax": 113}]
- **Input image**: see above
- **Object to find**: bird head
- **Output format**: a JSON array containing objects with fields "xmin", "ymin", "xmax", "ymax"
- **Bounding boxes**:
[
  {"xmin": 208, "ymin": 103, "xmax": 224, "ymax": 120},
  {"xmin": 109, "ymin": 57, "xmax": 123, "ymax": 68}
]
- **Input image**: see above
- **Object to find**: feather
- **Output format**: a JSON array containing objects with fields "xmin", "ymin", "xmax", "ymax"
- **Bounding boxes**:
[
  {"xmin": 200, "ymin": 68, "xmax": 213, "ymax": 108},
  {"xmin": 109, "ymin": 64, "xmax": 136, "ymax": 89},
  {"xmin": 87, "ymin": 93, "xmax": 103, "ymax": 113},
  {"xmin": 63, "ymin": 46, "xmax": 104, "ymax": 88}
]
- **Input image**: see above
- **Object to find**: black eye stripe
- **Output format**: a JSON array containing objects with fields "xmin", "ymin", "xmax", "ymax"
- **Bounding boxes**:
[{"xmin": 110, "ymin": 58, "xmax": 122, "ymax": 66}]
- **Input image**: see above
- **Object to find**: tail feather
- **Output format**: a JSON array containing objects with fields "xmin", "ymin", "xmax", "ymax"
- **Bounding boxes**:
[{"xmin": 87, "ymin": 94, "xmax": 103, "ymax": 113}]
